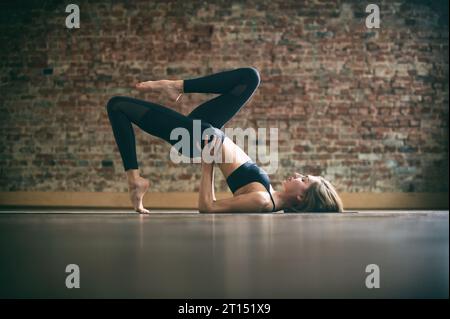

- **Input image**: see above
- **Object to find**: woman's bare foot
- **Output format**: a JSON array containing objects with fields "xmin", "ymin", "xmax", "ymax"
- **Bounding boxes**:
[
  {"xmin": 128, "ymin": 177, "xmax": 150, "ymax": 214},
  {"xmin": 135, "ymin": 80, "xmax": 183, "ymax": 101}
]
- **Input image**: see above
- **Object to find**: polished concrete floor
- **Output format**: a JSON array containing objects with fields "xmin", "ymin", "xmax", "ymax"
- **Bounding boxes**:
[{"xmin": 0, "ymin": 209, "xmax": 448, "ymax": 298}]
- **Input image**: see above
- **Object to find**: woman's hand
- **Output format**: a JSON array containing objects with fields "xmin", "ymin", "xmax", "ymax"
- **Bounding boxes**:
[{"xmin": 197, "ymin": 135, "xmax": 222, "ymax": 166}]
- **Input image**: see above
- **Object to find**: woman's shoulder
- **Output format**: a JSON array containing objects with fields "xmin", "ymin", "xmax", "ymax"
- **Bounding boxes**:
[{"xmin": 250, "ymin": 190, "xmax": 275, "ymax": 212}]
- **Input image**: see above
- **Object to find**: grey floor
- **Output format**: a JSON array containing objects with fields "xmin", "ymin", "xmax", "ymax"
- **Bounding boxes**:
[{"xmin": 0, "ymin": 209, "xmax": 448, "ymax": 298}]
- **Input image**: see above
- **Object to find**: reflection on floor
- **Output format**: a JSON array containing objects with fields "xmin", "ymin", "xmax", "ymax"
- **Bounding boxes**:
[{"xmin": 0, "ymin": 209, "xmax": 448, "ymax": 298}]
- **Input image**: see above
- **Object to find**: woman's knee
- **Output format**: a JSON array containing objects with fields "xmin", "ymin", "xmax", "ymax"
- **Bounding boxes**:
[
  {"xmin": 240, "ymin": 67, "xmax": 261, "ymax": 87},
  {"xmin": 106, "ymin": 96, "xmax": 126, "ymax": 112}
]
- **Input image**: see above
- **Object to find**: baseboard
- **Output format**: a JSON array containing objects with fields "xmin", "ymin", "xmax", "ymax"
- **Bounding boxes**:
[{"xmin": 0, "ymin": 191, "xmax": 448, "ymax": 210}]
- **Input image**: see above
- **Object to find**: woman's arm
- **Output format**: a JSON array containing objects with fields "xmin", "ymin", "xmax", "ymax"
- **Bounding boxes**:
[
  {"xmin": 199, "ymin": 190, "xmax": 269, "ymax": 213},
  {"xmin": 211, "ymin": 164, "xmax": 216, "ymax": 202},
  {"xmin": 199, "ymin": 164, "xmax": 269, "ymax": 213},
  {"xmin": 198, "ymin": 136, "xmax": 270, "ymax": 213},
  {"xmin": 198, "ymin": 161, "xmax": 215, "ymax": 212}
]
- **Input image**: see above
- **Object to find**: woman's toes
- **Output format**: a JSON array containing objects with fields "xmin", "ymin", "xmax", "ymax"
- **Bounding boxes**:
[
  {"xmin": 137, "ymin": 208, "xmax": 150, "ymax": 214},
  {"xmin": 135, "ymin": 81, "xmax": 149, "ymax": 89}
]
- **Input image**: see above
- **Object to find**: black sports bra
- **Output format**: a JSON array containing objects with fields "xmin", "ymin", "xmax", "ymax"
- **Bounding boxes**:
[{"xmin": 226, "ymin": 160, "xmax": 276, "ymax": 212}]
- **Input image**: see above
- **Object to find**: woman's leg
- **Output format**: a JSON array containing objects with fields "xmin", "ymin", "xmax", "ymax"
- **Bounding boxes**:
[
  {"xmin": 106, "ymin": 95, "xmax": 223, "ymax": 171},
  {"xmin": 185, "ymin": 67, "xmax": 261, "ymax": 129},
  {"xmin": 106, "ymin": 95, "xmax": 224, "ymax": 213},
  {"xmin": 105, "ymin": 67, "xmax": 259, "ymax": 212}
]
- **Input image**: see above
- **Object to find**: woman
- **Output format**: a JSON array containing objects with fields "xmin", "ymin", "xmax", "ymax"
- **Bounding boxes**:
[{"xmin": 106, "ymin": 67, "xmax": 343, "ymax": 214}]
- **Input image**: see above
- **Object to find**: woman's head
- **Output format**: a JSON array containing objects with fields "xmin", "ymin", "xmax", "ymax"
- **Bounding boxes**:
[{"xmin": 282, "ymin": 173, "xmax": 344, "ymax": 213}]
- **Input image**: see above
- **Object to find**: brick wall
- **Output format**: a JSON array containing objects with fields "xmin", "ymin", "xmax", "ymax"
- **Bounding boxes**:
[{"xmin": 0, "ymin": 0, "xmax": 448, "ymax": 193}]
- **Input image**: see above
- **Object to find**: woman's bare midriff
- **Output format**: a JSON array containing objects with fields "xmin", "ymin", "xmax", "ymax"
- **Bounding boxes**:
[{"xmin": 216, "ymin": 136, "xmax": 272, "ymax": 196}]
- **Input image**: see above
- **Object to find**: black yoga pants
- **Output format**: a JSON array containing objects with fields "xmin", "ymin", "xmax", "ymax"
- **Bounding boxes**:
[{"xmin": 106, "ymin": 67, "xmax": 261, "ymax": 171}]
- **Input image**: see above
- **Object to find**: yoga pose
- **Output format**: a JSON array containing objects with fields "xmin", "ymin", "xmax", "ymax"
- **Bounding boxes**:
[{"xmin": 106, "ymin": 67, "xmax": 343, "ymax": 214}]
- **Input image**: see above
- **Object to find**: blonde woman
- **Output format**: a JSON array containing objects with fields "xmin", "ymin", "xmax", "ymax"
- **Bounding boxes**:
[{"xmin": 106, "ymin": 67, "xmax": 343, "ymax": 214}]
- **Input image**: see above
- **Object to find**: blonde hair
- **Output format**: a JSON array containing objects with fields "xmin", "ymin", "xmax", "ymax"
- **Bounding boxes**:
[{"xmin": 285, "ymin": 177, "xmax": 344, "ymax": 213}]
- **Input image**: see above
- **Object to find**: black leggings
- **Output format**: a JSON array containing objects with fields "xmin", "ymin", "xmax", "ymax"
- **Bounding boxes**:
[{"xmin": 106, "ymin": 67, "xmax": 261, "ymax": 171}]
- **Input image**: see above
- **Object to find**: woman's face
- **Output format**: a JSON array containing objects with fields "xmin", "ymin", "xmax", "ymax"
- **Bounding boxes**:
[{"xmin": 282, "ymin": 173, "xmax": 321, "ymax": 199}]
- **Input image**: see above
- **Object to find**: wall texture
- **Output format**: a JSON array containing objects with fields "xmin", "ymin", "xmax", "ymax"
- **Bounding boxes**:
[{"xmin": 0, "ymin": 0, "xmax": 448, "ymax": 194}]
